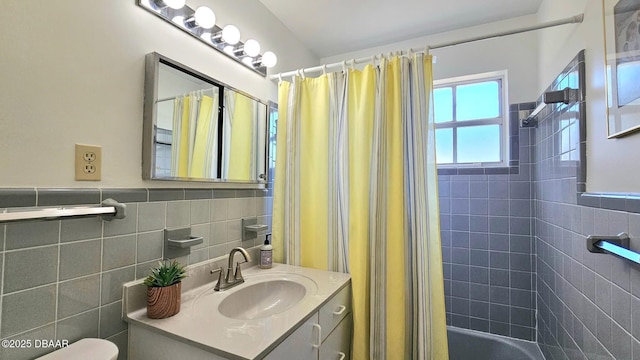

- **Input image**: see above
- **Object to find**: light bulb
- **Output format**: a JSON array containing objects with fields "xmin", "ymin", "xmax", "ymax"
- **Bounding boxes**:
[
  {"xmin": 244, "ymin": 39, "xmax": 261, "ymax": 57},
  {"xmin": 223, "ymin": 45, "xmax": 235, "ymax": 55},
  {"xmin": 172, "ymin": 15, "xmax": 185, "ymax": 26},
  {"xmin": 242, "ymin": 57, "xmax": 255, "ymax": 66},
  {"xmin": 262, "ymin": 51, "xmax": 277, "ymax": 68},
  {"xmin": 221, "ymin": 25, "xmax": 241, "ymax": 45},
  {"xmin": 194, "ymin": 7, "xmax": 216, "ymax": 29},
  {"xmin": 163, "ymin": 0, "xmax": 185, "ymax": 9},
  {"xmin": 200, "ymin": 32, "xmax": 212, "ymax": 42}
]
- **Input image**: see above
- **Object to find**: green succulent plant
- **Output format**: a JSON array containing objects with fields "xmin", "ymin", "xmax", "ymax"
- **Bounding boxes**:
[{"xmin": 143, "ymin": 260, "xmax": 187, "ymax": 287}]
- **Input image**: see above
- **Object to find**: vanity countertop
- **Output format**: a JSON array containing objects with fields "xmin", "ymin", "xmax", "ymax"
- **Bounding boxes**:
[{"xmin": 123, "ymin": 263, "xmax": 351, "ymax": 360}]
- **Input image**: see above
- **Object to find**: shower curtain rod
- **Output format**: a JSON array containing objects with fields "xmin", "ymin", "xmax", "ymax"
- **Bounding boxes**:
[{"xmin": 269, "ymin": 13, "xmax": 584, "ymax": 80}]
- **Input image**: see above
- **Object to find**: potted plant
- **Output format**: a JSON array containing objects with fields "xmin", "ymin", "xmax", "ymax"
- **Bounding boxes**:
[{"xmin": 144, "ymin": 260, "xmax": 187, "ymax": 319}]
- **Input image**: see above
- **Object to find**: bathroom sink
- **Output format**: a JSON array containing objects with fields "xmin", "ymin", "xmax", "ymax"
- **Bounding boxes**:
[
  {"xmin": 189, "ymin": 271, "xmax": 319, "ymax": 321},
  {"xmin": 218, "ymin": 279, "xmax": 306, "ymax": 320}
]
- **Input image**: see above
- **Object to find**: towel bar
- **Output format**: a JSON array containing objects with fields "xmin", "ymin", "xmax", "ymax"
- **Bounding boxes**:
[
  {"xmin": 586, "ymin": 232, "xmax": 640, "ymax": 265},
  {"xmin": 0, "ymin": 198, "xmax": 126, "ymax": 224}
]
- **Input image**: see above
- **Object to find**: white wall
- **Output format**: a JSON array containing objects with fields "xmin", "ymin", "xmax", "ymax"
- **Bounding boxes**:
[
  {"xmin": 538, "ymin": 0, "xmax": 640, "ymax": 193},
  {"xmin": 0, "ymin": 0, "xmax": 317, "ymax": 188},
  {"xmin": 321, "ymin": 15, "xmax": 541, "ymax": 104}
]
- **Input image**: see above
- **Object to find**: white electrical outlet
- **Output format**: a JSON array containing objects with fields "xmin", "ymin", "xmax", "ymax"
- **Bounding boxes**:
[
  {"xmin": 75, "ymin": 144, "xmax": 102, "ymax": 181},
  {"xmin": 83, "ymin": 152, "xmax": 96, "ymax": 162}
]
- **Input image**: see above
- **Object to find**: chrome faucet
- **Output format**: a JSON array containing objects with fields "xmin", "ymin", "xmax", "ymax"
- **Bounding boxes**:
[{"xmin": 211, "ymin": 247, "xmax": 252, "ymax": 291}]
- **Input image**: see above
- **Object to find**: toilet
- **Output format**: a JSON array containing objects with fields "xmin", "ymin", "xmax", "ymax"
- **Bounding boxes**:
[{"xmin": 35, "ymin": 338, "xmax": 118, "ymax": 360}]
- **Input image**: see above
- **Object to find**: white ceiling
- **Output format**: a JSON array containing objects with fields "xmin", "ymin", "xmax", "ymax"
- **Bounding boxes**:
[{"xmin": 258, "ymin": 0, "xmax": 543, "ymax": 58}]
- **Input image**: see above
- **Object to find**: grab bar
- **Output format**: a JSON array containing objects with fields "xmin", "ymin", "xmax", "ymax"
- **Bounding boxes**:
[
  {"xmin": 0, "ymin": 198, "xmax": 126, "ymax": 224},
  {"xmin": 586, "ymin": 232, "xmax": 640, "ymax": 264}
]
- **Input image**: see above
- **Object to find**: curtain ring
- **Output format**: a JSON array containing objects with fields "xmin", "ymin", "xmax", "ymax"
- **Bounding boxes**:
[
  {"xmin": 350, "ymin": 59, "xmax": 355, "ymax": 70},
  {"xmin": 278, "ymin": 73, "xmax": 283, "ymax": 83},
  {"xmin": 425, "ymin": 46, "xmax": 431, "ymax": 55},
  {"xmin": 322, "ymin": 64, "xmax": 327, "ymax": 75},
  {"xmin": 300, "ymin": 68, "xmax": 306, "ymax": 79},
  {"xmin": 342, "ymin": 60, "xmax": 347, "ymax": 73}
]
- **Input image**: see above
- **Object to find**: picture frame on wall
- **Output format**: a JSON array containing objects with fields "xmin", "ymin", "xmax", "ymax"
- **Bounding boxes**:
[{"xmin": 604, "ymin": 0, "xmax": 640, "ymax": 137}]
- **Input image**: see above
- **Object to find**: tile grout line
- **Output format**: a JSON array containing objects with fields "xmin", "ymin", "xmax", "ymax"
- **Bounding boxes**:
[
  {"xmin": 53, "ymin": 220, "xmax": 61, "ymax": 341},
  {"xmin": 97, "ymin": 214, "xmax": 105, "ymax": 339}
]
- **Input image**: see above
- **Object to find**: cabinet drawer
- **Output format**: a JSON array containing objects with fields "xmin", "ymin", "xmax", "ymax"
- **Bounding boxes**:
[
  {"xmin": 264, "ymin": 313, "xmax": 319, "ymax": 360},
  {"xmin": 319, "ymin": 313, "xmax": 352, "ymax": 360},
  {"xmin": 319, "ymin": 284, "xmax": 351, "ymax": 342}
]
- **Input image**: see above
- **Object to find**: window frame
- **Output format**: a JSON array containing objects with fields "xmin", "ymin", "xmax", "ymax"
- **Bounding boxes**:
[{"xmin": 433, "ymin": 70, "xmax": 510, "ymax": 168}]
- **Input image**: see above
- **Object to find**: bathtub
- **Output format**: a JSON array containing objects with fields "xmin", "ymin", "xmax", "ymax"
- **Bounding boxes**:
[{"xmin": 447, "ymin": 326, "xmax": 545, "ymax": 360}]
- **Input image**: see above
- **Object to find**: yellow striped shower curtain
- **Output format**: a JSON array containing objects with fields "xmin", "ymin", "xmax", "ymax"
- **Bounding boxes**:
[
  {"xmin": 272, "ymin": 54, "xmax": 448, "ymax": 360},
  {"xmin": 224, "ymin": 91, "xmax": 257, "ymax": 180},
  {"xmin": 170, "ymin": 91, "xmax": 219, "ymax": 178}
]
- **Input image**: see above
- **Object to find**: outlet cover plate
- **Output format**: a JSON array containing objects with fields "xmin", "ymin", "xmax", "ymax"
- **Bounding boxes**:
[{"xmin": 75, "ymin": 144, "xmax": 102, "ymax": 181}]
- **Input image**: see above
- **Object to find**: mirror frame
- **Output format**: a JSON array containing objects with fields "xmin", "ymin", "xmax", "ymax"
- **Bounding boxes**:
[
  {"xmin": 603, "ymin": 0, "xmax": 640, "ymax": 138},
  {"xmin": 142, "ymin": 52, "xmax": 270, "ymax": 184}
]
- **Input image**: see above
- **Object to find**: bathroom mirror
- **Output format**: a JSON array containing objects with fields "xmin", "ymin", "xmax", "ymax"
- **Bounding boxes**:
[{"xmin": 142, "ymin": 52, "xmax": 269, "ymax": 183}]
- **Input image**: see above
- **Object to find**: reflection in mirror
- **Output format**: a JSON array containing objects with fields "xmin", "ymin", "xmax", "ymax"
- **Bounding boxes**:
[
  {"xmin": 604, "ymin": 0, "xmax": 640, "ymax": 137},
  {"xmin": 221, "ymin": 90, "xmax": 267, "ymax": 180},
  {"xmin": 156, "ymin": 63, "xmax": 222, "ymax": 179},
  {"xmin": 143, "ymin": 52, "xmax": 269, "ymax": 183},
  {"xmin": 267, "ymin": 102, "xmax": 278, "ymax": 183}
]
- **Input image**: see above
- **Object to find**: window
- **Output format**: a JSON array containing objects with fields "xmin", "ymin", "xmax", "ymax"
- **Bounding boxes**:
[{"xmin": 433, "ymin": 71, "xmax": 509, "ymax": 167}]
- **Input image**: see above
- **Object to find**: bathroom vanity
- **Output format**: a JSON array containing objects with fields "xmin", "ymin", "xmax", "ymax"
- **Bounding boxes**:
[{"xmin": 123, "ymin": 262, "xmax": 351, "ymax": 360}]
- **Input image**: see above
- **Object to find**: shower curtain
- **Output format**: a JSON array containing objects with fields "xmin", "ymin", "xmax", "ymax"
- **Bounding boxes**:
[
  {"xmin": 170, "ymin": 90, "xmax": 219, "ymax": 178},
  {"xmin": 272, "ymin": 54, "xmax": 448, "ymax": 360},
  {"xmin": 223, "ymin": 90, "xmax": 257, "ymax": 180}
]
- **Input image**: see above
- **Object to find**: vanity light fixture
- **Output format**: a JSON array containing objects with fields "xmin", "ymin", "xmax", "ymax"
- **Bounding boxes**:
[
  {"xmin": 137, "ymin": 0, "xmax": 277, "ymax": 76},
  {"xmin": 145, "ymin": 0, "xmax": 186, "ymax": 10}
]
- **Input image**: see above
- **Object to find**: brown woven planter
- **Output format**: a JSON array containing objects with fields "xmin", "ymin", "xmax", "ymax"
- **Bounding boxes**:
[{"xmin": 146, "ymin": 282, "xmax": 182, "ymax": 319}]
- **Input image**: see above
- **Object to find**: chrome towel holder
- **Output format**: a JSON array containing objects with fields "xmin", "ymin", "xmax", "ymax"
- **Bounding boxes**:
[{"xmin": 0, "ymin": 198, "xmax": 126, "ymax": 224}]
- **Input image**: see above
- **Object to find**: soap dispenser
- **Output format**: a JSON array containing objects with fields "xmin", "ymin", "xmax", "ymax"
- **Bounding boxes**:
[{"xmin": 260, "ymin": 234, "xmax": 273, "ymax": 269}]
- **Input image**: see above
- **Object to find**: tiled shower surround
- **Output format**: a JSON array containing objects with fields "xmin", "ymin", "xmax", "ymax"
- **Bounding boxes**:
[
  {"xmin": 439, "ymin": 105, "xmax": 538, "ymax": 341},
  {"xmin": 0, "ymin": 188, "xmax": 272, "ymax": 359},
  {"xmin": 442, "ymin": 49, "xmax": 640, "ymax": 360},
  {"xmin": 534, "ymin": 54, "xmax": 640, "ymax": 359}
]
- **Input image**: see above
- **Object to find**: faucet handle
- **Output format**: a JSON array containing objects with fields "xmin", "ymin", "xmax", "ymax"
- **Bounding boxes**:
[{"xmin": 211, "ymin": 266, "xmax": 224, "ymax": 291}]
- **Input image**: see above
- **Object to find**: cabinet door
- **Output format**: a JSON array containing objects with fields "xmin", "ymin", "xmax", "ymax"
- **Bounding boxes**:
[
  {"xmin": 264, "ymin": 313, "xmax": 320, "ymax": 360},
  {"xmin": 319, "ymin": 284, "xmax": 351, "ymax": 342},
  {"xmin": 319, "ymin": 314, "xmax": 352, "ymax": 360}
]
